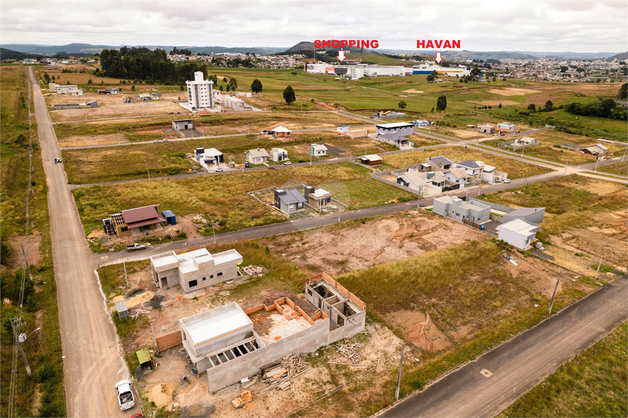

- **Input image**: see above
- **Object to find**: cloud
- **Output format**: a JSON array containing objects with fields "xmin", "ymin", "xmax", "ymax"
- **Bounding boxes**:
[{"xmin": 0, "ymin": 0, "xmax": 626, "ymax": 52}]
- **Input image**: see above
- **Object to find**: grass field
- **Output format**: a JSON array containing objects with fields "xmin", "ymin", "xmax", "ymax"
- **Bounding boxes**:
[
  {"xmin": 484, "ymin": 130, "xmax": 627, "ymax": 165},
  {"xmin": 380, "ymin": 146, "xmax": 553, "ymax": 179},
  {"xmin": 598, "ymin": 161, "xmax": 627, "ymax": 176},
  {"xmin": 498, "ymin": 322, "xmax": 627, "ymax": 418},
  {"xmin": 72, "ymin": 162, "xmax": 415, "ymax": 236},
  {"xmin": 62, "ymin": 132, "xmax": 395, "ymax": 183},
  {"xmin": 478, "ymin": 175, "xmax": 627, "ymax": 240},
  {"xmin": 0, "ymin": 65, "xmax": 65, "ymax": 417}
]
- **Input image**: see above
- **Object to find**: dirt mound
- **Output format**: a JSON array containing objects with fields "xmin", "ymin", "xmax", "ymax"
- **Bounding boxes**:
[
  {"xmin": 148, "ymin": 382, "xmax": 177, "ymax": 407},
  {"xmin": 403, "ymin": 89, "xmax": 424, "ymax": 94}
]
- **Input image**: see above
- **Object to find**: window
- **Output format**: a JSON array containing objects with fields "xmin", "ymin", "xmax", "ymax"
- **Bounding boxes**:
[
  {"xmin": 307, "ymin": 288, "xmax": 312, "ymax": 296},
  {"xmin": 217, "ymin": 272, "xmax": 223, "ymax": 277},
  {"xmin": 189, "ymin": 280, "xmax": 198, "ymax": 288},
  {"xmin": 202, "ymin": 277, "xmax": 206, "ymax": 281},
  {"xmin": 210, "ymin": 274, "xmax": 214, "ymax": 279}
]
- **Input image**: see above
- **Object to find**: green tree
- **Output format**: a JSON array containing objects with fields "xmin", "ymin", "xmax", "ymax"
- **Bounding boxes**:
[
  {"xmin": 131, "ymin": 85, "xmax": 135, "ymax": 91},
  {"xmin": 426, "ymin": 74, "xmax": 435, "ymax": 83},
  {"xmin": 43, "ymin": 72, "xmax": 50, "ymax": 84},
  {"xmin": 51, "ymin": 75, "xmax": 55, "ymax": 80},
  {"xmin": 219, "ymin": 85, "xmax": 224, "ymax": 92},
  {"xmin": 544, "ymin": 100, "xmax": 554, "ymax": 111},
  {"xmin": 492, "ymin": 76, "xmax": 497, "ymax": 82},
  {"xmin": 619, "ymin": 83, "xmax": 627, "ymax": 100},
  {"xmin": 0, "ymin": 242, "xmax": 11, "ymax": 265},
  {"xmin": 398, "ymin": 100, "xmax": 407, "ymax": 109},
  {"xmin": 87, "ymin": 78, "xmax": 92, "ymax": 84},
  {"xmin": 251, "ymin": 79, "xmax": 263, "ymax": 93},
  {"xmin": 283, "ymin": 85, "xmax": 296, "ymax": 105},
  {"xmin": 436, "ymin": 95, "xmax": 447, "ymax": 111},
  {"xmin": 528, "ymin": 104, "xmax": 536, "ymax": 112},
  {"xmin": 226, "ymin": 84, "xmax": 231, "ymax": 92},
  {"xmin": 498, "ymin": 103, "xmax": 502, "ymax": 109},
  {"xmin": 228, "ymin": 77, "xmax": 238, "ymax": 91}
]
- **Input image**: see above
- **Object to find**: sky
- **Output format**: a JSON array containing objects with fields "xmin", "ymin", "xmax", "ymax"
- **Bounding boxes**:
[{"xmin": 1, "ymin": 0, "xmax": 627, "ymax": 52}]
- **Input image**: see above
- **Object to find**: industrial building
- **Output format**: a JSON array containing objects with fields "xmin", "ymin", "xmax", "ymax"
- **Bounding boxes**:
[
  {"xmin": 412, "ymin": 63, "xmax": 472, "ymax": 77},
  {"xmin": 179, "ymin": 272, "xmax": 366, "ymax": 392},
  {"xmin": 305, "ymin": 63, "xmax": 411, "ymax": 80},
  {"xmin": 54, "ymin": 84, "xmax": 83, "ymax": 95},
  {"xmin": 150, "ymin": 248, "xmax": 243, "ymax": 292},
  {"xmin": 186, "ymin": 71, "xmax": 214, "ymax": 110}
]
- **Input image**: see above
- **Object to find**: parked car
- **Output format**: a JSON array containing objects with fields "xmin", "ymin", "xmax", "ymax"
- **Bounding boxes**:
[
  {"xmin": 215, "ymin": 167, "xmax": 224, "ymax": 172},
  {"xmin": 54, "ymin": 158, "xmax": 62, "ymax": 164},
  {"xmin": 162, "ymin": 139, "xmax": 169, "ymax": 142},
  {"xmin": 515, "ymin": 130, "xmax": 521, "ymax": 133},
  {"xmin": 126, "ymin": 243, "xmax": 146, "ymax": 252},
  {"xmin": 153, "ymin": 140, "xmax": 160, "ymax": 143},
  {"xmin": 284, "ymin": 161, "xmax": 292, "ymax": 165},
  {"xmin": 268, "ymin": 166, "xmax": 276, "ymax": 170},
  {"xmin": 115, "ymin": 380, "xmax": 135, "ymax": 411},
  {"xmin": 503, "ymin": 179, "xmax": 512, "ymax": 184}
]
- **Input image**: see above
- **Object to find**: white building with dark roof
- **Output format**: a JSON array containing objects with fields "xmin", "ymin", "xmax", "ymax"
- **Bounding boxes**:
[{"xmin": 186, "ymin": 71, "xmax": 214, "ymax": 110}]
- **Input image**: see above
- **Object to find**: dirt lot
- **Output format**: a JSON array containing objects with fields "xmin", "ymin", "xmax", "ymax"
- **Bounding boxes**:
[
  {"xmin": 263, "ymin": 211, "xmax": 486, "ymax": 276},
  {"xmin": 489, "ymin": 88, "xmax": 541, "ymax": 96},
  {"xmin": 47, "ymin": 92, "xmax": 189, "ymax": 122},
  {"xmin": 403, "ymin": 89, "xmax": 424, "ymax": 94},
  {"xmin": 58, "ymin": 133, "xmax": 131, "ymax": 147},
  {"xmin": 468, "ymin": 100, "xmax": 520, "ymax": 106}
]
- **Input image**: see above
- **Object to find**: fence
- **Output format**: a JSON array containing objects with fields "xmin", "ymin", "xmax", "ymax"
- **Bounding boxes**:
[{"xmin": 156, "ymin": 330, "xmax": 182, "ymax": 352}]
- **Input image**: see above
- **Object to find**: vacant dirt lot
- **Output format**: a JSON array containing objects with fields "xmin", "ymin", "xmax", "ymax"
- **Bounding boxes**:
[
  {"xmin": 264, "ymin": 210, "xmax": 486, "ymax": 276},
  {"xmin": 58, "ymin": 133, "xmax": 131, "ymax": 147},
  {"xmin": 47, "ymin": 92, "xmax": 189, "ymax": 121},
  {"xmin": 468, "ymin": 100, "xmax": 520, "ymax": 106},
  {"xmin": 489, "ymin": 88, "xmax": 541, "ymax": 96}
]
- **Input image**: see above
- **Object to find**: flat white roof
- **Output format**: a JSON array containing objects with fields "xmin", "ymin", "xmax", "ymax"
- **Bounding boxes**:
[
  {"xmin": 151, "ymin": 251, "xmax": 179, "ymax": 270},
  {"xmin": 201, "ymin": 147, "xmax": 222, "ymax": 157},
  {"xmin": 362, "ymin": 154, "xmax": 382, "ymax": 161},
  {"xmin": 212, "ymin": 249, "xmax": 243, "ymax": 265},
  {"xmin": 273, "ymin": 126, "xmax": 291, "ymax": 133},
  {"xmin": 497, "ymin": 219, "xmax": 541, "ymax": 235},
  {"xmin": 377, "ymin": 122, "xmax": 414, "ymax": 129},
  {"xmin": 183, "ymin": 306, "xmax": 252, "ymax": 345},
  {"xmin": 312, "ymin": 188, "xmax": 331, "ymax": 198}
]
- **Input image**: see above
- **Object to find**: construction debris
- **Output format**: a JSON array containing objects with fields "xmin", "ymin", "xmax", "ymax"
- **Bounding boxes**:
[
  {"xmin": 231, "ymin": 390, "xmax": 253, "ymax": 409},
  {"xmin": 129, "ymin": 308, "xmax": 150, "ymax": 319},
  {"xmin": 335, "ymin": 341, "xmax": 362, "ymax": 364},
  {"xmin": 260, "ymin": 353, "xmax": 309, "ymax": 395},
  {"xmin": 241, "ymin": 265, "xmax": 265, "ymax": 277}
]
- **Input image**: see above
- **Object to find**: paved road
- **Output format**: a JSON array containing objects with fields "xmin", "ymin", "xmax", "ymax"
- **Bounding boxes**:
[
  {"xmin": 380, "ymin": 276, "xmax": 628, "ymax": 418},
  {"xmin": 94, "ymin": 169, "xmax": 563, "ymax": 266},
  {"xmin": 28, "ymin": 68, "xmax": 133, "ymax": 418}
]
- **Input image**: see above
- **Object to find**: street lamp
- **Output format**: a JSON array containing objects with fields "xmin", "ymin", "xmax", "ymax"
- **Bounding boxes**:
[
  {"xmin": 18, "ymin": 327, "xmax": 41, "ymax": 343},
  {"xmin": 143, "ymin": 158, "xmax": 151, "ymax": 181}
]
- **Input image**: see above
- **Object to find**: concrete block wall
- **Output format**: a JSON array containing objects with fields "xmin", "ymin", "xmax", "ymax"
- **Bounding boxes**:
[
  {"xmin": 156, "ymin": 331, "xmax": 183, "ymax": 352},
  {"xmin": 206, "ymin": 318, "xmax": 331, "ymax": 392}
]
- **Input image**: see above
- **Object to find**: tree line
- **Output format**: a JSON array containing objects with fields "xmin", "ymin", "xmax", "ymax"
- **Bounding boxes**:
[
  {"xmin": 96, "ymin": 47, "xmax": 208, "ymax": 84},
  {"xmin": 565, "ymin": 98, "xmax": 626, "ymax": 120}
]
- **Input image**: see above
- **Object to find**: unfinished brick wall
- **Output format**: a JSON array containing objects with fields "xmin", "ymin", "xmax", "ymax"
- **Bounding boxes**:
[{"xmin": 156, "ymin": 331, "xmax": 183, "ymax": 351}]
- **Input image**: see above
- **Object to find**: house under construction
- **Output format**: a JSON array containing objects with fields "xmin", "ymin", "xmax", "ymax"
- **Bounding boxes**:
[{"xmin": 179, "ymin": 273, "xmax": 366, "ymax": 392}]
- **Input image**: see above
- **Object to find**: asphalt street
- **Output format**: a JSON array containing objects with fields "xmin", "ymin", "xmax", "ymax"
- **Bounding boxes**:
[
  {"xmin": 29, "ymin": 68, "xmax": 132, "ymax": 418},
  {"xmin": 380, "ymin": 276, "xmax": 628, "ymax": 418}
]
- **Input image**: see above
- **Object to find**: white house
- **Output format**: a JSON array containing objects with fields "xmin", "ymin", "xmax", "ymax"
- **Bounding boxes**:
[
  {"xmin": 444, "ymin": 168, "xmax": 470, "ymax": 188},
  {"xmin": 414, "ymin": 120, "xmax": 430, "ymax": 127},
  {"xmin": 454, "ymin": 160, "xmax": 483, "ymax": 179},
  {"xmin": 246, "ymin": 148, "xmax": 270, "ymax": 164},
  {"xmin": 496, "ymin": 219, "xmax": 541, "ymax": 249},
  {"xmin": 194, "ymin": 148, "xmax": 224, "ymax": 170},
  {"xmin": 477, "ymin": 124, "xmax": 495, "ymax": 134},
  {"xmin": 186, "ymin": 71, "xmax": 214, "ymax": 110},
  {"xmin": 397, "ymin": 171, "xmax": 427, "ymax": 193},
  {"xmin": 55, "ymin": 85, "xmax": 83, "ymax": 95},
  {"xmin": 497, "ymin": 122, "xmax": 516, "ymax": 132},
  {"xmin": 270, "ymin": 148, "xmax": 288, "ymax": 162},
  {"xmin": 150, "ymin": 248, "xmax": 243, "ymax": 293},
  {"xmin": 432, "ymin": 196, "xmax": 491, "ymax": 224},
  {"xmin": 376, "ymin": 122, "xmax": 414, "ymax": 137},
  {"xmin": 583, "ymin": 144, "xmax": 608, "ymax": 156},
  {"xmin": 272, "ymin": 126, "xmax": 291, "ymax": 138},
  {"xmin": 311, "ymin": 144, "xmax": 328, "ymax": 156}
]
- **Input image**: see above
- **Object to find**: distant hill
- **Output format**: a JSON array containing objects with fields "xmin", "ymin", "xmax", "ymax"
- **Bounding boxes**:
[
  {"xmin": 609, "ymin": 51, "xmax": 628, "ymax": 61},
  {"xmin": 283, "ymin": 42, "xmax": 317, "ymax": 53},
  {"xmin": 0, "ymin": 48, "xmax": 41, "ymax": 60}
]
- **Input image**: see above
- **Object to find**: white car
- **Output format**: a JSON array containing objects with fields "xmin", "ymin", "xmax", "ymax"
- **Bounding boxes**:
[
  {"xmin": 215, "ymin": 167, "xmax": 224, "ymax": 172},
  {"xmin": 115, "ymin": 380, "xmax": 135, "ymax": 411},
  {"xmin": 503, "ymin": 179, "xmax": 512, "ymax": 184},
  {"xmin": 284, "ymin": 161, "xmax": 292, "ymax": 165}
]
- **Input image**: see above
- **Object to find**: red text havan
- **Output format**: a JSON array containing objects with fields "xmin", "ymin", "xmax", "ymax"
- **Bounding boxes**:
[{"xmin": 417, "ymin": 40, "xmax": 461, "ymax": 49}]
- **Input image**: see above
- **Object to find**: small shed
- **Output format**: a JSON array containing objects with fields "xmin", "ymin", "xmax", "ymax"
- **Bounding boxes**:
[
  {"xmin": 173, "ymin": 119, "xmax": 194, "ymax": 130},
  {"xmin": 135, "ymin": 349, "xmax": 154, "ymax": 380},
  {"xmin": 161, "ymin": 210, "xmax": 176, "ymax": 226},
  {"xmin": 86, "ymin": 100, "xmax": 98, "ymax": 108},
  {"xmin": 359, "ymin": 154, "xmax": 383, "ymax": 166},
  {"xmin": 116, "ymin": 302, "xmax": 129, "ymax": 321}
]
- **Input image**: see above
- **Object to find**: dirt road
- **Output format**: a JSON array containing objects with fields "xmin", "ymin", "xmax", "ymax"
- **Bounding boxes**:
[
  {"xmin": 28, "ymin": 68, "xmax": 135, "ymax": 418},
  {"xmin": 380, "ymin": 276, "xmax": 628, "ymax": 418}
]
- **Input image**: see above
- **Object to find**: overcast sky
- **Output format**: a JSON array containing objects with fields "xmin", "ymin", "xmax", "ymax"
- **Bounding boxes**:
[{"xmin": 2, "ymin": 0, "xmax": 627, "ymax": 52}]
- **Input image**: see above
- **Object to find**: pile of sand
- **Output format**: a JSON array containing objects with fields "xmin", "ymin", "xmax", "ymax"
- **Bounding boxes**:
[
  {"xmin": 403, "ymin": 89, "xmax": 424, "ymax": 93},
  {"xmin": 148, "ymin": 382, "xmax": 177, "ymax": 407}
]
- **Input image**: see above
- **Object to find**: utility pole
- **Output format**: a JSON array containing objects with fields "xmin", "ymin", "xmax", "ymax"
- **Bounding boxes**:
[
  {"xmin": 210, "ymin": 216, "xmax": 216, "ymax": 244},
  {"xmin": 547, "ymin": 274, "xmax": 561, "ymax": 316},
  {"xmin": 622, "ymin": 146, "xmax": 627, "ymax": 163},
  {"xmin": 594, "ymin": 156, "xmax": 599, "ymax": 173},
  {"xmin": 123, "ymin": 261, "xmax": 129, "ymax": 288},
  {"xmin": 525, "ymin": 168, "xmax": 529, "ymax": 186},
  {"xmin": 10, "ymin": 318, "xmax": 31, "ymax": 376},
  {"xmin": 395, "ymin": 344, "xmax": 405, "ymax": 401},
  {"xmin": 595, "ymin": 256, "xmax": 604, "ymax": 280},
  {"xmin": 564, "ymin": 157, "xmax": 570, "ymax": 175},
  {"xmin": 143, "ymin": 158, "xmax": 151, "ymax": 181}
]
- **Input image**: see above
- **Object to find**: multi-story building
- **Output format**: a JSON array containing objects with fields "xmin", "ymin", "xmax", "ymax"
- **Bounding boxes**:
[{"xmin": 186, "ymin": 71, "xmax": 214, "ymax": 110}]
